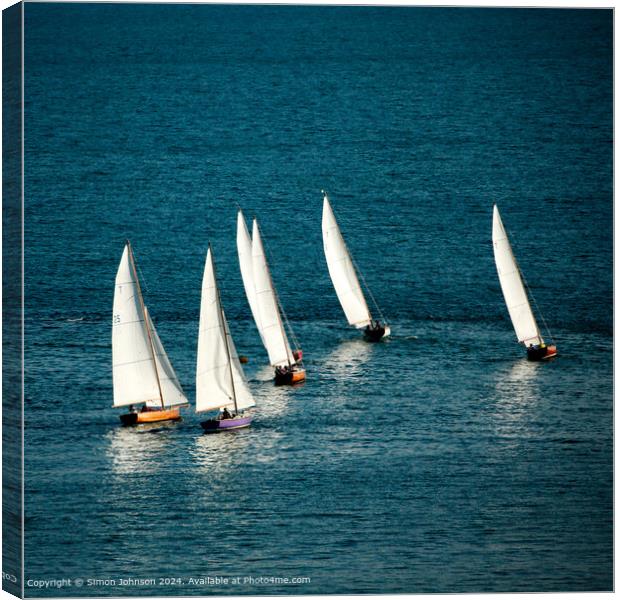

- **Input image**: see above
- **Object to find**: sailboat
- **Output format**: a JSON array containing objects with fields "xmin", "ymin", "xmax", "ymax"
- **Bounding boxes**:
[
  {"xmin": 196, "ymin": 246, "xmax": 256, "ymax": 432},
  {"xmin": 321, "ymin": 191, "xmax": 390, "ymax": 342},
  {"xmin": 492, "ymin": 205, "xmax": 557, "ymax": 361},
  {"xmin": 112, "ymin": 241, "xmax": 189, "ymax": 425},
  {"xmin": 236, "ymin": 210, "xmax": 305, "ymax": 385}
]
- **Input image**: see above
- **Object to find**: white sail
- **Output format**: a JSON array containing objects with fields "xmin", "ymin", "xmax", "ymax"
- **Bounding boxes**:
[
  {"xmin": 251, "ymin": 220, "xmax": 296, "ymax": 367},
  {"xmin": 322, "ymin": 193, "xmax": 372, "ymax": 328},
  {"xmin": 144, "ymin": 307, "xmax": 188, "ymax": 408},
  {"xmin": 196, "ymin": 248, "xmax": 255, "ymax": 413},
  {"xmin": 492, "ymin": 205, "xmax": 543, "ymax": 346},
  {"xmin": 236, "ymin": 210, "xmax": 265, "ymax": 345},
  {"xmin": 111, "ymin": 244, "xmax": 162, "ymax": 408}
]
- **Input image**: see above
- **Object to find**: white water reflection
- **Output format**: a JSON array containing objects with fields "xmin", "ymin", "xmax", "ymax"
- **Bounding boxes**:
[
  {"xmin": 105, "ymin": 422, "xmax": 180, "ymax": 476},
  {"xmin": 494, "ymin": 359, "xmax": 540, "ymax": 401},
  {"xmin": 190, "ymin": 426, "xmax": 253, "ymax": 472},
  {"xmin": 250, "ymin": 363, "xmax": 277, "ymax": 383},
  {"xmin": 255, "ymin": 382, "xmax": 298, "ymax": 420},
  {"xmin": 320, "ymin": 338, "xmax": 373, "ymax": 383},
  {"xmin": 491, "ymin": 359, "xmax": 543, "ymax": 439}
]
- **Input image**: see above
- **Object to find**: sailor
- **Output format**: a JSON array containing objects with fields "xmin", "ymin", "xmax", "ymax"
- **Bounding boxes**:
[{"xmin": 221, "ymin": 407, "xmax": 232, "ymax": 420}]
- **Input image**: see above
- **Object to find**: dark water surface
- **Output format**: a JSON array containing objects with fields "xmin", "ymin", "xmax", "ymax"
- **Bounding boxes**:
[{"xmin": 23, "ymin": 5, "xmax": 612, "ymax": 595}]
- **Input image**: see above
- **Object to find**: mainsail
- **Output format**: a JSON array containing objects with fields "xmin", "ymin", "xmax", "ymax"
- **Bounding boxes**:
[
  {"xmin": 251, "ymin": 219, "xmax": 296, "ymax": 367},
  {"xmin": 112, "ymin": 243, "xmax": 187, "ymax": 408},
  {"xmin": 492, "ymin": 205, "xmax": 543, "ymax": 347},
  {"xmin": 322, "ymin": 193, "xmax": 372, "ymax": 328},
  {"xmin": 112, "ymin": 244, "xmax": 162, "ymax": 408},
  {"xmin": 236, "ymin": 210, "xmax": 265, "ymax": 345},
  {"xmin": 196, "ymin": 247, "xmax": 255, "ymax": 413}
]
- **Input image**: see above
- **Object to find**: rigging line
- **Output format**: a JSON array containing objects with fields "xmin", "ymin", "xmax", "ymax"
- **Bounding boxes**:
[
  {"xmin": 211, "ymin": 244, "xmax": 239, "ymax": 415},
  {"xmin": 519, "ymin": 267, "xmax": 555, "ymax": 345},
  {"xmin": 266, "ymin": 247, "xmax": 302, "ymax": 354},
  {"xmin": 257, "ymin": 221, "xmax": 302, "ymax": 355},
  {"xmin": 132, "ymin": 250, "xmax": 150, "ymax": 297},
  {"xmin": 350, "ymin": 250, "xmax": 387, "ymax": 324},
  {"xmin": 506, "ymin": 227, "xmax": 555, "ymax": 344}
]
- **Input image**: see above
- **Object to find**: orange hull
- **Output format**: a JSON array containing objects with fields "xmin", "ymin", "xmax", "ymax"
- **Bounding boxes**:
[
  {"xmin": 543, "ymin": 345, "xmax": 558, "ymax": 359},
  {"xmin": 274, "ymin": 366, "xmax": 307, "ymax": 385},
  {"xmin": 120, "ymin": 408, "xmax": 181, "ymax": 425},
  {"xmin": 291, "ymin": 368, "xmax": 306, "ymax": 383}
]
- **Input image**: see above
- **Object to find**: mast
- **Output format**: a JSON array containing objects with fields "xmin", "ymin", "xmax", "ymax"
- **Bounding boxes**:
[
  {"xmin": 277, "ymin": 292, "xmax": 301, "ymax": 365},
  {"xmin": 253, "ymin": 219, "xmax": 295, "ymax": 367},
  {"xmin": 262, "ymin": 226, "xmax": 295, "ymax": 367},
  {"xmin": 127, "ymin": 241, "xmax": 165, "ymax": 409},
  {"xmin": 210, "ymin": 244, "xmax": 239, "ymax": 414},
  {"xmin": 264, "ymin": 221, "xmax": 293, "ymax": 367},
  {"xmin": 222, "ymin": 310, "xmax": 239, "ymax": 414},
  {"xmin": 509, "ymin": 244, "xmax": 543, "ymax": 344},
  {"xmin": 352, "ymin": 254, "xmax": 388, "ymax": 326}
]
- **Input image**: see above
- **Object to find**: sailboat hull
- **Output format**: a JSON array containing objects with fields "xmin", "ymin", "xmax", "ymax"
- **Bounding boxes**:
[
  {"xmin": 274, "ymin": 367, "xmax": 306, "ymax": 385},
  {"xmin": 526, "ymin": 344, "xmax": 558, "ymax": 361},
  {"xmin": 120, "ymin": 407, "xmax": 181, "ymax": 425},
  {"xmin": 363, "ymin": 325, "xmax": 390, "ymax": 342},
  {"xmin": 201, "ymin": 414, "xmax": 253, "ymax": 433}
]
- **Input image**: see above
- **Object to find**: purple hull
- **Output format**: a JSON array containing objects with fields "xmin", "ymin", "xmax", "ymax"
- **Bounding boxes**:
[{"xmin": 200, "ymin": 414, "xmax": 253, "ymax": 433}]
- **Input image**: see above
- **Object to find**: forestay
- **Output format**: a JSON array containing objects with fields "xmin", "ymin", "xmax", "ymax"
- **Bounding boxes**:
[
  {"xmin": 492, "ymin": 205, "xmax": 543, "ymax": 347},
  {"xmin": 196, "ymin": 248, "xmax": 255, "ymax": 413},
  {"xmin": 236, "ymin": 210, "xmax": 265, "ymax": 346},
  {"xmin": 144, "ymin": 307, "xmax": 188, "ymax": 408},
  {"xmin": 322, "ymin": 194, "xmax": 372, "ymax": 328},
  {"xmin": 251, "ymin": 220, "xmax": 296, "ymax": 367},
  {"xmin": 112, "ymin": 245, "xmax": 162, "ymax": 408}
]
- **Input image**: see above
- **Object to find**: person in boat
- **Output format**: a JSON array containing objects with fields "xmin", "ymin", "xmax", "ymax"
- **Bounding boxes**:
[
  {"xmin": 276, "ymin": 365, "xmax": 290, "ymax": 376},
  {"xmin": 221, "ymin": 407, "xmax": 232, "ymax": 420},
  {"xmin": 365, "ymin": 321, "xmax": 380, "ymax": 334}
]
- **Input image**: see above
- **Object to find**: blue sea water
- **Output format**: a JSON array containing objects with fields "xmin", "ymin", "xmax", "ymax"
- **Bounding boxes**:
[{"xmin": 21, "ymin": 5, "xmax": 612, "ymax": 596}]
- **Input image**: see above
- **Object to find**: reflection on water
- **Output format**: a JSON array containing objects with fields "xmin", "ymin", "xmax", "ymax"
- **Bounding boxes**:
[
  {"xmin": 105, "ymin": 422, "xmax": 180, "ymax": 476},
  {"xmin": 319, "ymin": 338, "xmax": 373, "ymax": 383},
  {"xmin": 491, "ymin": 359, "xmax": 543, "ymax": 438},
  {"xmin": 494, "ymin": 359, "xmax": 540, "ymax": 402},
  {"xmin": 190, "ymin": 428, "xmax": 253, "ymax": 472},
  {"xmin": 251, "ymin": 363, "xmax": 277, "ymax": 383},
  {"xmin": 255, "ymin": 382, "xmax": 296, "ymax": 420}
]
